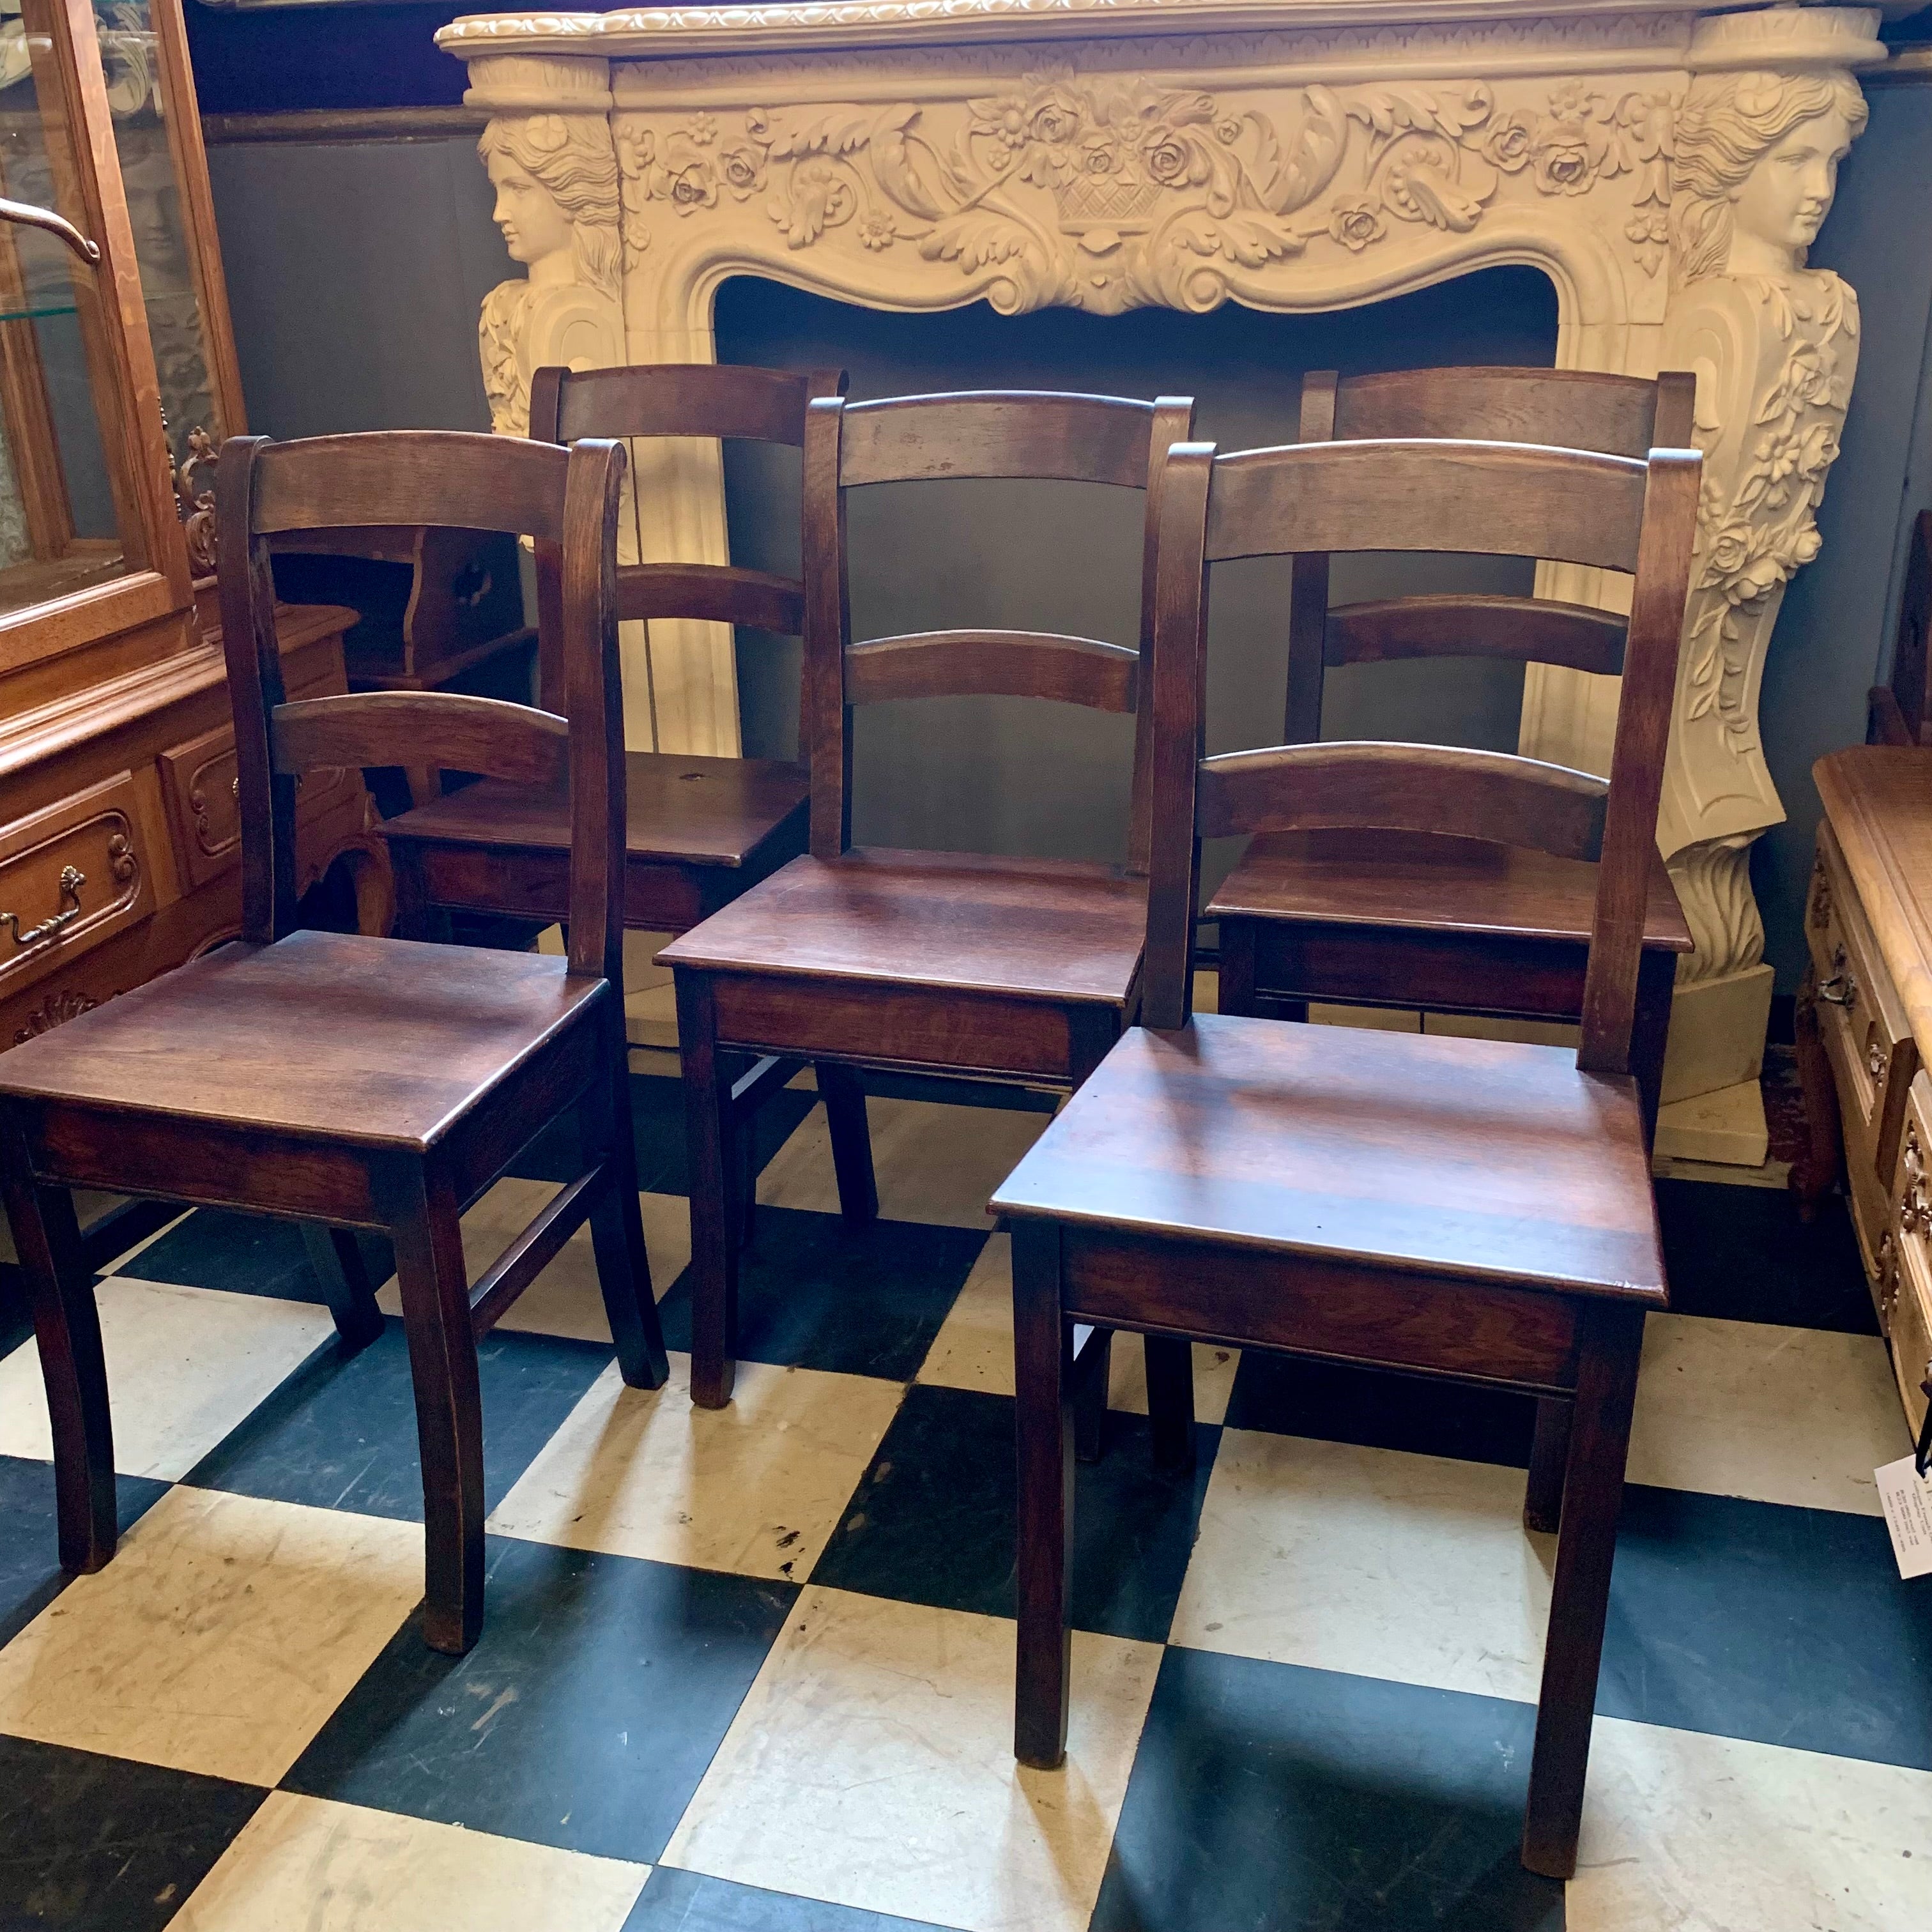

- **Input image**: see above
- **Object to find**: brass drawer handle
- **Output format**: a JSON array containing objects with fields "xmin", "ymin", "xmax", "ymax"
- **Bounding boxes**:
[
  {"xmin": 1819, "ymin": 963, "xmax": 1858, "ymax": 1008},
  {"xmin": 1, "ymin": 865, "xmax": 86, "ymax": 947},
  {"xmin": 1869, "ymin": 1041, "xmax": 1889, "ymax": 1081}
]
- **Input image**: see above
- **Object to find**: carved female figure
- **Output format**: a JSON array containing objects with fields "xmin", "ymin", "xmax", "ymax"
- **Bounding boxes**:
[
  {"xmin": 477, "ymin": 112, "xmax": 624, "ymax": 437},
  {"xmin": 1657, "ymin": 66, "xmax": 1866, "ymax": 1001}
]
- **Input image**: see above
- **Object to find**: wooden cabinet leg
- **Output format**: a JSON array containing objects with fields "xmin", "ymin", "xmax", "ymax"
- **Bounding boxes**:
[
  {"xmin": 0, "ymin": 1124, "xmax": 115, "ymax": 1574},
  {"xmin": 1790, "ymin": 965, "xmax": 1844, "ymax": 1220},
  {"xmin": 383, "ymin": 1158, "xmax": 487, "ymax": 1656},
  {"xmin": 677, "ymin": 970, "xmax": 740, "ymax": 1409},
  {"xmin": 1013, "ymin": 1219, "xmax": 1073, "ymax": 1771},
  {"xmin": 1522, "ymin": 1301, "xmax": 1643, "ymax": 1879}
]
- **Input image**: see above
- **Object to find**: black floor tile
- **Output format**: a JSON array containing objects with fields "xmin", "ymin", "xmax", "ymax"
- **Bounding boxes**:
[
  {"xmin": 811, "ymin": 1383, "xmax": 1216, "ymax": 1643},
  {"xmin": 1223, "ymin": 1351, "xmax": 1537, "ymax": 1467},
  {"xmin": 0, "ymin": 1455, "xmax": 171, "ymax": 1650},
  {"xmin": 284, "ymin": 1536, "xmax": 794, "ymax": 1865},
  {"xmin": 1598, "ymin": 1484, "xmax": 1932, "ymax": 1770},
  {"xmin": 116, "ymin": 1208, "xmax": 394, "ymax": 1305},
  {"xmin": 0, "ymin": 1732, "xmax": 264, "ymax": 1932},
  {"xmin": 657, "ymin": 1209, "xmax": 986, "ymax": 1383},
  {"xmin": 627, "ymin": 1867, "xmax": 946, "ymax": 1931},
  {"xmin": 510, "ymin": 1071, "xmax": 815, "ymax": 1196},
  {"xmin": 1091, "ymin": 1649, "xmax": 1564, "ymax": 1932},
  {"xmin": 1656, "ymin": 1179, "xmax": 1876, "ymax": 1334},
  {"xmin": 183, "ymin": 1319, "xmax": 613, "ymax": 1520}
]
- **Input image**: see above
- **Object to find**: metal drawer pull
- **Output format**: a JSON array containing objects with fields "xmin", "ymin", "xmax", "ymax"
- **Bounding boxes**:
[
  {"xmin": 1818, "ymin": 972, "xmax": 1857, "ymax": 1006},
  {"xmin": 1869, "ymin": 1041, "xmax": 1889, "ymax": 1080},
  {"xmin": 0, "ymin": 194, "xmax": 99, "ymax": 264},
  {"xmin": 1, "ymin": 865, "xmax": 86, "ymax": 947}
]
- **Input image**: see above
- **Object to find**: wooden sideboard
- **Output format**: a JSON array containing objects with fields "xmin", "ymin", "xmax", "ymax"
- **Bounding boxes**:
[{"xmin": 1799, "ymin": 747, "xmax": 1932, "ymax": 1446}]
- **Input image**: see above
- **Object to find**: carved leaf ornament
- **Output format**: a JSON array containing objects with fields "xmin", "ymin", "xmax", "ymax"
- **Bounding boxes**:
[{"xmin": 618, "ymin": 70, "xmax": 1677, "ymax": 313}]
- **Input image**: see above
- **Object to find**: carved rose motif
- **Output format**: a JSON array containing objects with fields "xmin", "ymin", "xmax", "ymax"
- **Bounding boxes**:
[
  {"xmin": 1328, "ymin": 196, "xmax": 1384, "ymax": 252},
  {"xmin": 720, "ymin": 143, "xmax": 767, "ymax": 199},
  {"xmin": 1529, "ymin": 120, "xmax": 1600, "ymax": 195},
  {"xmin": 1480, "ymin": 111, "xmax": 1537, "ymax": 172},
  {"xmin": 668, "ymin": 155, "xmax": 718, "ymax": 213},
  {"xmin": 1142, "ymin": 134, "xmax": 1193, "ymax": 187}
]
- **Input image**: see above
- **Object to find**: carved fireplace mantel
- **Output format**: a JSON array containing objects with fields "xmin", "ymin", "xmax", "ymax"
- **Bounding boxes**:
[{"xmin": 437, "ymin": 0, "xmax": 1894, "ymax": 1154}]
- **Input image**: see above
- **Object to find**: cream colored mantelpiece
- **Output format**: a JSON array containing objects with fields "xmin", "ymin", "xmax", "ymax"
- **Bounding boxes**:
[{"xmin": 439, "ymin": 0, "xmax": 1893, "ymax": 1157}]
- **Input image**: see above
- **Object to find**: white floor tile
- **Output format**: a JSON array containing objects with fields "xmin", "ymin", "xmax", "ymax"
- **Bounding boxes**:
[
  {"xmin": 0, "ymin": 1486, "xmax": 421, "ymax": 1786},
  {"xmin": 1571, "ymin": 1717, "xmax": 1932, "ymax": 1931},
  {"xmin": 1170, "ymin": 1429, "xmax": 1551, "ymax": 1700},
  {"xmin": 1629, "ymin": 1313, "xmax": 1908, "ymax": 1515},
  {"xmin": 663, "ymin": 1586, "xmax": 1161, "ymax": 1932},
  {"xmin": 176, "ymin": 1792, "xmax": 648, "ymax": 1931},
  {"xmin": 375, "ymin": 1178, "xmax": 689, "ymax": 1345},
  {"xmin": 0, "ymin": 1278, "xmax": 335, "ymax": 1481},
  {"xmin": 488, "ymin": 1354, "xmax": 900, "ymax": 1581},
  {"xmin": 758, "ymin": 1096, "xmax": 1049, "ymax": 1230},
  {"xmin": 916, "ymin": 1236, "xmax": 1238, "ymax": 1423}
]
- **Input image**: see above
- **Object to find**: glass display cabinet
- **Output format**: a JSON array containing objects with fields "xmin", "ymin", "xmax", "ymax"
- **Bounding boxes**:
[{"xmin": 0, "ymin": 0, "xmax": 385, "ymax": 1060}]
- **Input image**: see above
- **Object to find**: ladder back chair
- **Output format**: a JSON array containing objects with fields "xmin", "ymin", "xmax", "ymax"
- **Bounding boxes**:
[
  {"xmin": 992, "ymin": 431, "xmax": 1700, "ymax": 1880},
  {"xmin": 659, "ymin": 388, "xmax": 1196, "ymax": 1413},
  {"xmin": 1211, "ymin": 365, "xmax": 1698, "ymax": 1137},
  {"xmin": 381, "ymin": 362, "xmax": 846, "ymax": 939},
  {"xmin": 0, "ymin": 429, "xmax": 665, "ymax": 1657}
]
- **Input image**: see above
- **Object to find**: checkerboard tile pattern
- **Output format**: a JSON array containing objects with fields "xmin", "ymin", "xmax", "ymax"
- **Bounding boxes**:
[{"xmin": 0, "ymin": 1074, "xmax": 1928, "ymax": 1931}]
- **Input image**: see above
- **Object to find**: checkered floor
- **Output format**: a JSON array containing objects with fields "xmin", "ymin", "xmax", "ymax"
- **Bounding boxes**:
[{"xmin": 0, "ymin": 1063, "xmax": 1927, "ymax": 1931}]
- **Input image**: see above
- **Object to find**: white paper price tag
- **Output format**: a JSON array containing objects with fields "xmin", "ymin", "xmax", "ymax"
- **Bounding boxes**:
[{"xmin": 1875, "ymin": 1455, "xmax": 1932, "ymax": 1580}]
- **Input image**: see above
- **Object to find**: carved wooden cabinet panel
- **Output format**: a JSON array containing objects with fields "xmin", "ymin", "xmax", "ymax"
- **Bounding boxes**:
[
  {"xmin": 1887, "ymin": 1075, "xmax": 1932, "ymax": 1444},
  {"xmin": 0, "ymin": 769, "xmax": 154, "ymax": 1005}
]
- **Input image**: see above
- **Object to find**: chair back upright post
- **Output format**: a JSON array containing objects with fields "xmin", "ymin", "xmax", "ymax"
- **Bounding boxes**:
[
  {"xmin": 1280, "ymin": 365, "xmax": 1696, "ymax": 744},
  {"xmin": 526, "ymin": 362, "xmax": 848, "ymax": 716},
  {"xmin": 215, "ymin": 429, "xmax": 629, "ymax": 983},
  {"xmin": 799, "ymin": 389, "xmax": 1196, "ymax": 870},
  {"xmin": 1146, "ymin": 434, "xmax": 1701, "ymax": 1070}
]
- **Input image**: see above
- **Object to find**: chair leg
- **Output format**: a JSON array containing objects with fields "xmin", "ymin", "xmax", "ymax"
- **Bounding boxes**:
[
  {"xmin": 1012, "ymin": 1220, "xmax": 1073, "ymax": 1770},
  {"xmin": 0, "ymin": 1138, "xmax": 115, "ymax": 1574},
  {"xmin": 390, "ymin": 841, "xmax": 433, "ymax": 943},
  {"xmin": 1524, "ymin": 1397, "xmax": 1570, "ymax": 1534},
  {"xmin": 301, "ymin": 1225, "xmax": 385, "ymax": 1352},
  {"xmin": 581, "ymin": 1031, "xmax": 668, "ymax": 1391},
  {"xmin": 1072, "ymin": 1327, "xmax": 1112, "ymax": 1464},
  {"xmin": 818, "ymin": 1062, "xmax": 877, "ymax": 1227},
  {"xmin": 1631, "ymin": 947, "xmax": 1676, "ymax": 1151},
  {"xmin": 1790, "ymin": 965, "xmax": 1844, "ymax": 1222},
  {"xmin": 383, "ymin": 1161, "xmax": 487, "ymax": 1656},
  {"xmin": 1522, "ymin": 1301, "xmax": 1644, "ymax": 1879},
  {"xmin": 1144, "ymin": 1336, "xmax": 1197, "ymax": 1474},
  {"xmin": 677, "ymin": 970, "xmax": 740, "ymax": 1409}
]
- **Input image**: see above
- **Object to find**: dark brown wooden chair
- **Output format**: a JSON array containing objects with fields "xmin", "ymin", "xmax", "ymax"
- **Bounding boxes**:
[
  {"xmin": 992, "ymin": 430, "xmax": 1700, "ymax": 1880},
  {"xmin": 379, "ymin": 362, "xmax": 845, "ymax": 939},
  {"xmin": 1211, "ymin": 365, "xmax": 1698, "ymax": 1135},
  {"xmin": 660, "ymin": 388, "xmax": 1196, "ymax": 1413},
  {"xmin": 0, "ymin": 429, "xmax": 665, "ymax": 1657},
  {"xmin": 1867, "ymin": 509, "xmax": 1932, "ymax": 747}
]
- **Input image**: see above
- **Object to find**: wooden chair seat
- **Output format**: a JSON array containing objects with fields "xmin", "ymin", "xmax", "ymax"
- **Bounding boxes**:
[
  {"xmin": 383, "ymin": 752, "xmax": 809, "ymax": 926},
  {"xmin": 661, "ymin": 847, "xmax": 1147, "ymax": 1005},
  {"xmin": 0, "ymin": 930, "xmax": 601, "ymax": 1152},
  {"xmin": 992, "ymin": 1011, "xmax": 1664, "ymax": 1302},
  {"xmin": 1211, "ymin": 828, "xmax": 1691, "ymax": 951}
]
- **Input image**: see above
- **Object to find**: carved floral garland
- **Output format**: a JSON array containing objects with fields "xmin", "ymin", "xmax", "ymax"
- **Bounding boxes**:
[{"xmin": 615, "ymin": 69, "xmax": 1675, "ymax": 312}]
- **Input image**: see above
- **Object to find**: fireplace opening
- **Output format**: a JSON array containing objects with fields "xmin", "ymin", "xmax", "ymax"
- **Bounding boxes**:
[{"xmin": 716, "ymin": 266, "xmax": 1560, "ymax": 880}]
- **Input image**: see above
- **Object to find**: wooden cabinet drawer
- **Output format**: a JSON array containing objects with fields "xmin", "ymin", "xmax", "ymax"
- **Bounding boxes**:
[
  {"xmin": 158, "ymin": 675, "xmax": 358, "ymax": 891},
  {"xmin": 1808, "ymin": 826, "xmax": 1917, "ymax": 1186},
  {"xmin": 0, "ymin": 772, "xmax": 154, "ymax": 1002}
]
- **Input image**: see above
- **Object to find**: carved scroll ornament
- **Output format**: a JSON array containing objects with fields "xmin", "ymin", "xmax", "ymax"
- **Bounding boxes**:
[{"xmin": 615, "ymin": 70, "xmax": 1674, "ymax": 314}]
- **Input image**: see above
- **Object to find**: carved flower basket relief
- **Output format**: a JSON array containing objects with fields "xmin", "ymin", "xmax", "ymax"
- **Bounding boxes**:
[{"xmin": 615, "ymin": 70, "xmax": 1676, "ymax": 313}]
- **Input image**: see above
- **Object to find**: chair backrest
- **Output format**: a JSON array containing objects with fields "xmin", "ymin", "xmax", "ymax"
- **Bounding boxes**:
[
  {"xmin": 1145, "ymin": 434, "xmax": 1701, "ymax": 1073},
  {"xmin": 528, "ymin": 361, "xmax": 847, "ymax": 712},
  {"xmin": 1871, "ymin": 510, "xmax": 1932, "ymax": 747},
  {"xmin": 216, "ymin": 429, "xmax": 627, "ymax": 981},
  {"xmin": 801, "ymin": 388, "xmax": 1197, "ymax": 869},
  {"xmin": 1281, "ymin": 365, "xmax": 1697, "ymax": 743}
]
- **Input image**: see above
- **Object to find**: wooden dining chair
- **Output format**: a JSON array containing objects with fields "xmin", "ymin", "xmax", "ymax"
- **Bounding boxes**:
[
  {"xmin": 992, "ymin": 430, "xmax": 1700, "ymax": 1880},
  {"xmin": 659, "ymin": 387, "xmax": 1196, "ymax": 1413},
  {"xmin": 0, "ymin": 429, "xmax": 665, "ymax": 1657},
  {"xmin": 1211, "ymin": 365, "xmax": 1698, "ymax": 1137}
]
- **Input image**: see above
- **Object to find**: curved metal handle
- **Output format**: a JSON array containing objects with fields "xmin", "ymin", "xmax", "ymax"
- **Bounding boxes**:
[
  {"xmin": 0, "ymin": 195, "xmax": 100, "ymax": 266},
  {"xmin": 1818, "ymin": 972, "xmax": 1857, "ymax": 1008},
  {"xmin": 1, "ymin": 866, "xmax": 87, "ymax": 947}
]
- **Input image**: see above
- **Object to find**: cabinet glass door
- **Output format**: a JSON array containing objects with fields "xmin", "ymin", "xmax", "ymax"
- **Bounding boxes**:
[{"xmin": 0, "ymin": 0, "xmax": 148, "ymax": 620}]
